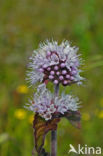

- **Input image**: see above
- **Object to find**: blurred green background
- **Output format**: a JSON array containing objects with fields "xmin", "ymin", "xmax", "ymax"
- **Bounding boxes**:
[{"xmin": 0, "ymin": 0, "xmax": 103, "ymax": 155}]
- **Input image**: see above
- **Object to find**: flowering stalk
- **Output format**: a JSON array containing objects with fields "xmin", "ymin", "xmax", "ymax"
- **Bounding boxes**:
[
  {"xmin": 26, "ymin": 40, "xmax": 84, "ymax": 156},
  {"xmin": 51, "ymin": 84, "xmax": 59, "ymax": 156}
]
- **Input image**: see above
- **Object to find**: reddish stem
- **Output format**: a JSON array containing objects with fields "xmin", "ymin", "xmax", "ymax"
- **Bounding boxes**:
[
  {"xmin": 51, "ymin": 130, "xmax": 57, "ymax": 156},
  {"xmin": 51, "ymin": 84, "xmax": 59, "ymax": 156}
]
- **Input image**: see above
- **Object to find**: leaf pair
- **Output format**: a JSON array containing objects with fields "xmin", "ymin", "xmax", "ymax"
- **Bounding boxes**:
[{"xmin": 33, "ymin": 111, "xmax": 81, "ymax": 155}]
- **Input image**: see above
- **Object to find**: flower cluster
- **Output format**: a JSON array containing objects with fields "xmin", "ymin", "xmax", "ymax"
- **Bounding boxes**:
[
  {"xmin": 26, "ymin": 84, "xmax": 79, "ymax": 120},
  {"xmin": 27, "ymin": 40, "xmax": 84, "ymax": 86}
]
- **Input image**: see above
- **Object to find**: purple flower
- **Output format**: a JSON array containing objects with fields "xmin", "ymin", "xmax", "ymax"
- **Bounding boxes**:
[
  {"xmin": 25, "ymin": 84, "xmax": 80, "ymax": 121},
  {"xmin": 26, "ymin": 40, "xmax": 84, "ymax": 86}
]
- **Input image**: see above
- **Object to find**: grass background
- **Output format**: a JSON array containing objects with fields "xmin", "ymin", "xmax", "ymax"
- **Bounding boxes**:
[{"xmin": 0, "ymin": 0, "xmax": 103, "ymax": 155}]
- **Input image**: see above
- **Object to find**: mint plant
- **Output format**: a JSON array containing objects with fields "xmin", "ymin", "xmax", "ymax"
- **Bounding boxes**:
[{"xmin": 26, "ymin": 40, "xmax": 84, "ymax": 156}]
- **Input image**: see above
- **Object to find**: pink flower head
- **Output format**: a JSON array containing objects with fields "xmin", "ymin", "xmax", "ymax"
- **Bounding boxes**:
[
  {"xmin": 27, "ymin": 40, "xmax": 84, "ymax": 86},
  {"xmin": 25, "ymin": 84, "xmax": 80, "ymax": 121}
]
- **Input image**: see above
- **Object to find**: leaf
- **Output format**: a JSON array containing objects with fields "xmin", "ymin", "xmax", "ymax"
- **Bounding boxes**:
[
  {"xmin": 64, "ymin": 111, "xmax": 81, "ymax": 129},
  {"xmin": 52, "ymin": 110, "xmax": 81, "ymax": 129},
  {"xmin": 33, "ymin": 113, "xmax": 60, "ymax": 154},
  {"xmin": 33, "ymin": 111, "xmax": 81, "ymax": 155}
]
